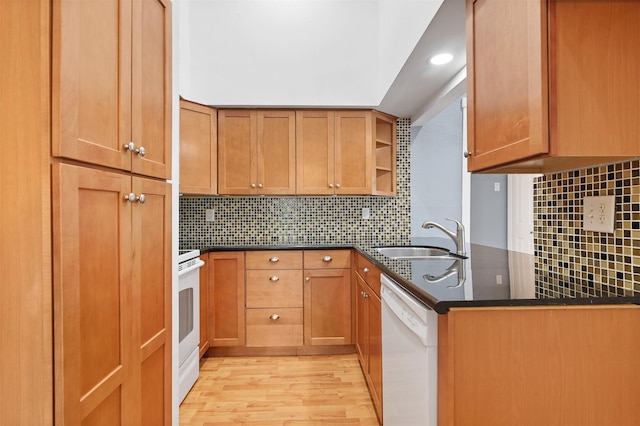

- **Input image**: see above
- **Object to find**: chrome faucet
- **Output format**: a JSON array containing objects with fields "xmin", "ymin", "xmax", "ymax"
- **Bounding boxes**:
[{"xmin": 421, "ymin": 218, "xmax": 466, "ymax": 256}]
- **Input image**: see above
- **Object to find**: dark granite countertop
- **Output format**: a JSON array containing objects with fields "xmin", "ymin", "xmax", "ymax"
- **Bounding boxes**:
[{"xmin": 193, "ymin": 238, "xmax": 640, "ymax": 314}]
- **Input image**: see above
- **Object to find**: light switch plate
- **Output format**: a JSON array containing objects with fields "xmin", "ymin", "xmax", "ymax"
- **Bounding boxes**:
[
  {"xmin": 205, "ymin": 208, "xmax": 215, "ymax": 222},
  {"xmin": 362, "ymin": 207, "xmax": 370, "ymax": 220},
  {"xmin": 583, "ymin": 195, "xmax": 615, "ymax": 233}
]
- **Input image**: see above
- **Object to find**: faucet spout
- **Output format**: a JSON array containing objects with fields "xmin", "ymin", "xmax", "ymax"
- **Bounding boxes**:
[{"xmin": 421, "ymin": 218, "xmax": 466, "ymax": 256}]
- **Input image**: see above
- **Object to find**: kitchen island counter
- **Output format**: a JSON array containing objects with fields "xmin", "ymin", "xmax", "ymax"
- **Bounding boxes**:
[{"xmin": 193, "ymin": 239, "xmax": 640, "ymax": 314}]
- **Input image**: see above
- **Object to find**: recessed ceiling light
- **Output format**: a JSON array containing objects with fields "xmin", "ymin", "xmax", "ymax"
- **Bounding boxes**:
[{"xmin": 429, "ymin": 53, "xmax": 453, "ymax": 66}]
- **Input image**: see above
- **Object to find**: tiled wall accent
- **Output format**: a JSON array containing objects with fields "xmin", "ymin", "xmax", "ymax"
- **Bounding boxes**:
[
  {"xmin": 179, "ymin": 118, "xmax": 411, "ymax": 249},
  {"xmin": 534, "ymin": 159, "xmax": 640, "ymax": 298}
]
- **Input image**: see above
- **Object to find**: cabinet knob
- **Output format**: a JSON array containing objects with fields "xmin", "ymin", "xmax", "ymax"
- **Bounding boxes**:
[
  {"xmin": 270, "ymin": 275, "xmax": 279, "ymax": 282},
  {"xmin": 123, "ymin": 141, "xmax": 136, "ymax": 152},
  {"xmin": 328, "ymin": 183, "xmax": 334, "ymax": 188},
  {"xmin": 363, "ymin": 267, "xmax": 369, "ymax": 273},
  {"xmin": 363, "ymin": 292, "xmax": 369, "ymax": 299},
  {"xmin": 305, "ymin": 277, "xmax": 310, "ymax": 282},
  {"xmin": 463, "ymin": 151, "xmax": 472, "ymax": 158},
  {"xmin": 251, "ymin": 183, "xmax": 257, "ymax": 188},
  {"xmin": 258, "ymin": 183, "xmax": 263, "ymax": 188},
  {"xmin": 269, "ymin": 256, "xmax": 279, "ymax": 263},
  {"xmin": 322, "ymin": 256, "xmax": 333, "ymax": 262},
  {"xmin": 124, "ymin": 192, "xmax": 136, "ymax": 202},
  {"xmin": 135, "ymin": 146, "xmax": 146, "ymax": 157},
  {"xmin": 335, "ymin": 183, "xmax": 341, "ymax": 189},
  {"xmin": 270, "ymin": 314, "xmax": 280, "ymax": 321},
  {"xmin": 136, "ymin": 194, "xmax": 146, "ymax": 204}
]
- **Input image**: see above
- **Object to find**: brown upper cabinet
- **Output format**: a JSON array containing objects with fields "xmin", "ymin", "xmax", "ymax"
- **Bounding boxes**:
[
  {"xmin": 218, "ymin": 109, "xmax": 296, "ymax": 195},
  {"xmin": 296, "ymin": 110, "xmax": 397, "ymax": 196},
  {"xmin": 179, "ymin": 100, "xmax": 217, "ymax": 195},
  {"xmin": 51, "ymin": 0, "xmax": 172, "ymax": 179},
  {"xmin": 466, "ymin": 0, "xmax": 640, "ymax": 173}
]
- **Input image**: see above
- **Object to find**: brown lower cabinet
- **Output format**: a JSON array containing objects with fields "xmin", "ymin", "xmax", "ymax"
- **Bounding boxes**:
[
  {"xmin": 207, "ymin": 252, "xmax": 246, "ymax": 347},
  {"xmin": 438, "ymin": 306, "xmax": 640, "ymax": 425},
  {"xmin": 354, "ymin": 254, "xmax": 383, "ymax": 423}
]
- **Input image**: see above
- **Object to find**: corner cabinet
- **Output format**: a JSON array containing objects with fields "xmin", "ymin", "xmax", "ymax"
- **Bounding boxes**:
[
  {"xmin": 52, "ymin": 0, "xmax": 172, "ymax": 179},
  {"xmin": 180, "ymin": 100, "xmax": 217, "ymax": 195},
  {"xmin": 466, "ymin": 0, "xmax": 640, "ymax": 173},
  {"xmin": 218, "ymin": 109, "xmax": 296, "ymax": 195},
  {"xmin": 296, "ymin": 110, "xmax": 397, "ymax": 196}
]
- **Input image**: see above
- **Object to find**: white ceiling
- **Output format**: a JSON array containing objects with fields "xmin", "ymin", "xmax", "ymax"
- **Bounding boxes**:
[{"xmin": 179, "ymin": 0, "xmax": 466, "ymax": 126}]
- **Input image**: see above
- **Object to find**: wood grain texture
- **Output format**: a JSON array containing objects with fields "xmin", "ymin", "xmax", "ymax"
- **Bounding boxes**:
[
  {"xmin": 334, "ymin": 111, "xmax": 372, "ymax": 195},
  {"xmin": 179, "ymin": 355, "xmax": 380, "ymax": 425},
  {"xmin": 179, "ymin": 100, "xmax": 217, "ymax": 195},
  {"xmin": 0, "ymin": 1, "xmax": 53, "ymax": 423},
  {"xmin": 439, "ymin": 306, "xmax": 640, "ymax": 426},
  {"xmin": 296, "ymin": 110, "xmax": 335, "ymax": 195},
  {"xmin": 257, "ymin": 110, "xmax": 296, "ymax": 195},
  {"xmin": 208, "ymin": 252, "xmax": 246, "ymax": 347},
  {"xmin": 304, "ymin": 268, "xmax": 352, "ymax": 346}
]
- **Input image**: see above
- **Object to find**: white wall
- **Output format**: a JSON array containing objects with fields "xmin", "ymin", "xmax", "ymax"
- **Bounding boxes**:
[{"xmin": 180, "ymin": 0, "xmax": 442, "ymax": 106}]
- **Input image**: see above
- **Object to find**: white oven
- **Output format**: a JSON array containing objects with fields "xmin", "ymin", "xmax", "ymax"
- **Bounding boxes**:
[{"xmin": 177, "ymin": 249, "xmax": 204, "ymax": 403}]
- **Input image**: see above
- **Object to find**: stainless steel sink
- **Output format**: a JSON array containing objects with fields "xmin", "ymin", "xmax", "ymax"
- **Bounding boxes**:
[{"xmin": 374, "ymin": 246, "xmax": 467, "ymax": 260}]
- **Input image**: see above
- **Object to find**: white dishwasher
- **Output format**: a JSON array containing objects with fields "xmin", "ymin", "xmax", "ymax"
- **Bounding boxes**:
[{"xmin": 381, "ymin": 274, "xmax": 438, "ymax": 426}]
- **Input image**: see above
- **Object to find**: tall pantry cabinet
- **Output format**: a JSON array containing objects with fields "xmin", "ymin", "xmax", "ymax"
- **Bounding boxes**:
[{"xmin": 0, "ymin": 0, "xmax": 173, "ymax": 424}]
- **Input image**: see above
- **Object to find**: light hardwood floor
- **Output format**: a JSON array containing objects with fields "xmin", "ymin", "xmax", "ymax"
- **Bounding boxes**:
[{"xmin": 179, "ymin": 354, "xmax": 380, "ymax": 425}]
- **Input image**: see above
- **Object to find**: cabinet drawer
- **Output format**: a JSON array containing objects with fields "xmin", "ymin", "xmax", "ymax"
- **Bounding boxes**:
[
  {"xmin": 304, "ymin": 250, "xmax": 351, "ymax": 269},
  {"xmin": 245, "ymin": 250, "xmax": 303, "ymax": 270},
  {"xmin": 356, "ymin": 254, "xmax": 381, "ymax": 297},
  {"xmin": 246, "ymin": 270, "xmax": 303, "ymax": 308},
  {"xmin": 246, "ymin": 308, "xmax": 303, "ymax": 347}
]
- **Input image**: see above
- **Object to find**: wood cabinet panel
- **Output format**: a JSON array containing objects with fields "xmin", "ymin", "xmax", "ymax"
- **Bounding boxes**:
[
  {"xmin": 467, "ymin": 0, "xmax": 640, "ymax": 173},
  {"xmin": 334, "ymin": 111, "xmax": 372, "ymax": 195},
  {"xmin": 296, "ymin": 111, "xmax": 335, "ymax": 195},
  {"xmin": 1, "ymin": 1, "xmax": 53, "ymax": 423},
  {"xmin": 179, "ymin": 100, "xmax": 217, "ymax": 195},
  {"xmin": 245, "ymin": 250, "xmax": 303, "ymax": 270},
  {"xmin": 246, "ymin": 308, "xmax": 304, "ymax": 347},
  {"xmin": 52, "ymin": 164, "xmax": 133, "ymax": 424},
  {"xmin": 198, "ymin": 254, "xmax": 209, "ymax": 358},
  {"xmin": 439, "ymin": 306, "xmax": 640, "ymax": 425},
  {"xmin": 218, "ymin": 110, "xmax": 295, "ymax": 194},
  {"xmin": 246, "ymin": 270, "xmax": 303, "ymax": 308},
  {"xmin": 208, "ymin": 252, "xmax": 246, "ymax": 347},
  {"xmin": 257, "ymin": 110, "xmax": 296, "ymax": 194},
  {"xmin": 367, "ymin": 291, "xmax": 382, "ymax": 417},
  {"xmin": 52, "ymin": 0, "xmax": 172, "ymax": 179},
  {"xmin": 303, "ymin": 268, "xmax": 351, "ymax": 345},
  {"xmin": 304, "ymin": 249, "xmax": 351, "ymax": 269}
]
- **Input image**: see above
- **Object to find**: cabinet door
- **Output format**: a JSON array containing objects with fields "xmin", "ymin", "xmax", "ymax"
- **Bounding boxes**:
[
  {"xmin": 208, "ymin": 252, "xmax": 246, "ymax": 347},
  {"xmin": 52, "ymin": 0, "xmax": 132, "ymax": 171},
  {"xmin": 303, "ymin": 269, "xmax": 351, "ymax": 345},
  {"xmin": 131, "ymin": 0, "xmax": 172, "ymax": 179},
  {"xmin": 179, "ymin": 100, "xmax": 217, "ymax": 195},
  {"xmin": 466, "ymin": 0, "xmax": 549, "ymax": 171},
  {"xmin": 296, "ymin": 111, "xmax": 335, "ymax": 195},
  {"xmin": 218, "ymin": 110, "xmax": 257, "ymax": 194},
  {"xmin": 334, "ymin": 111, "xmax": 372, "ymax": 195},
  {"xmin": 132, "ymin": 177, "xmax": 171, "ymax": 426},
  {"xmin": 52, "ymin": 163, "xmax": 133, "ymax": 425},
  {"xmin": 354, "ymin": 274, "xmax": 370, "ymax": 367},
  {"xmin": 368, "ymin": 291, "xmax": 383, "ymax": 419},
  {"xmin": 199, "ymin": 254, "xmax": 210, "ymax": 358},
  {"xmin": 257, "ymin": 110, "xmax": 296, "ymax": 194}
]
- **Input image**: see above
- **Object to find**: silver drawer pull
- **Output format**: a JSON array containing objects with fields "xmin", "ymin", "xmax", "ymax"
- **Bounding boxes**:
[
  {"xmin": 322, "ymin": 256, "xmax": 333, "ymax": 262},
  {"xmin": 270, "ymin": 275, "xmax": 279, "ymax": 282},
  {"xmin": 270, "ymin": 314, "xmax": 280, "ymax": 321},
  {"xmin": 363, "ymin": 267, "xmax": 369, "ymax": 273},
  {"xmin": 269, "ymin": 256, "xmax": 279, "ymax": 263}
]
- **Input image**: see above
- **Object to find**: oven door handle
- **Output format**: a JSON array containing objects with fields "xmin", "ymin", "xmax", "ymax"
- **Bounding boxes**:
[{"xmin": 178, "ymin": 259, "xmax": 205, "ymax": 276}]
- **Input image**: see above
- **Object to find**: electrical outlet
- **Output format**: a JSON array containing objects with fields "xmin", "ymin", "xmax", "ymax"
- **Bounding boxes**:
[
  {"xmin": 583, "ymin": 195, "xmax": 615, "ymax": 233},
  {"xmin": 362, "ymin": 207, "xmax": 370, "ymax": 220},
  {"xmin": 205, "ymin": 209, "xmax": 215, "ymax": 222}
]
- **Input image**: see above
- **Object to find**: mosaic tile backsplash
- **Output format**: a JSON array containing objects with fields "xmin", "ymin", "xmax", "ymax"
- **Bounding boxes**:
[
  {"xmin": 534, "ymin": 159, "xmax": 640, "ymax": 298},
  {"xmin": 179, "ymin": 118, "xmax": 411, "ymax": 249}
]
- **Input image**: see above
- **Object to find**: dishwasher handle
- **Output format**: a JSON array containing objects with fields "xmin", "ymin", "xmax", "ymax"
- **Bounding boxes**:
[{"xmin": 381, "ymin": 276, "xmax": 430, "ymax": 346}]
